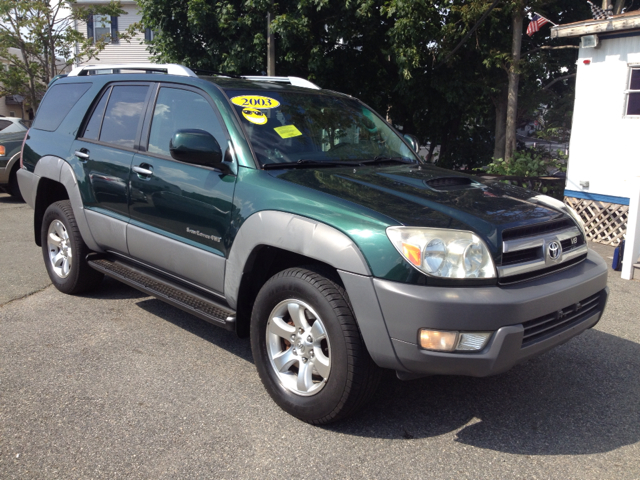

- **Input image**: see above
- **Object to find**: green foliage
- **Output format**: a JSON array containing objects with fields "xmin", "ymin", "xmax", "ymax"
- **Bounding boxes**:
[
  {"xmin": 481, "ymin": 148, "xmax": 566, "ymax": 177},
  {"xmin": 137, "ymin": 0, "xmax": 591, "ymax": 169},
  {"xmin": 0, "ymin": 0, "xmax": 127, "ymax": 112}
]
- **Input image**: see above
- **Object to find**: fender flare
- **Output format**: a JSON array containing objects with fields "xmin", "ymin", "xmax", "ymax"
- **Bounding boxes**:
[
  {"xmin": 32, "ymin": 156, "xmax": 101, "ymax": 252},
  {"xmin": 224, "ymin": 210, "xmax": 371, "ymax": 309}
]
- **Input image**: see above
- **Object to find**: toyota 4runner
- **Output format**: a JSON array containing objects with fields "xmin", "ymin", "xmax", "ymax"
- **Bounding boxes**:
[{"xmin": 18, "ymin": 64, "xmax": 609, "ymax": 424}]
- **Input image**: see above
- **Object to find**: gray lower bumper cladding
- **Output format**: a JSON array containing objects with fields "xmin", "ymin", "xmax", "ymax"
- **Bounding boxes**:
[{"xmin": 343, "ymin": 249, "xmax": 609, "ymax": 377}]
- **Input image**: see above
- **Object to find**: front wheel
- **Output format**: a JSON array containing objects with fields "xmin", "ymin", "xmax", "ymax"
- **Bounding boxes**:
[
  {"xmin": 250, "ymin": 267, "xmax": 380, "ymax": 424},
  {"xmin": 41, "ymin": 200, "xmax": 103, "ymax": 294}
]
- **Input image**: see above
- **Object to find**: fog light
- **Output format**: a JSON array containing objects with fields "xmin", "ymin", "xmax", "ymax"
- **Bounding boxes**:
[
  {"xmin": 456, "ymin": 332, "xmax": 491, "ymax": 351},
  {"xmin": 419, "ymin": 329, "xmax": 458, "ymax": 351},
  {"xmin": 418, "ymin": 329, "xmax": 492, "ymax": 352}
]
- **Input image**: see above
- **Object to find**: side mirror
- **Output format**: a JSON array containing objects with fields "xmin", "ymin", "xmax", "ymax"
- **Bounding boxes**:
[
  {"xmin": 170, "ymin": 129, "xmax": 226, "ymax": 169},
  {"xmin": 403, "ymin": 134, "xmax": 420, "ymax": 153}
]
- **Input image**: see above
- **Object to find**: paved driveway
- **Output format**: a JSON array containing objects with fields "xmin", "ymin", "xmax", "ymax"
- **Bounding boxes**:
[{"xmin": 1, "ymin": 193, "xmax": 639, "ymax": 479}]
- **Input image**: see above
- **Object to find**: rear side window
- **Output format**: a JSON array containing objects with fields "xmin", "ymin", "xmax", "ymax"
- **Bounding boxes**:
[
  {"xmin": 0, "ymin": 120, "xmax": 11, "ymax": 131},
  {"xmin": 97, "ymin": 85, "xmax": 148, "ymax": 148},
  {"xmin": 32, "ymin": 83, "xmax": 91, "ymax": 132}
]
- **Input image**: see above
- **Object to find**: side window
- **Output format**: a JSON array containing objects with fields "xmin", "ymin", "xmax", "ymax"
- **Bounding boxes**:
[
  {"xmin": 147, "ymin": 87, "xmax": 226, "ymax": 157},
  {"xmin": 0, "ymin": 120, "xmax": 11, "ymax": 131},
  {"xmin": 99, "ymin": 85, "xmax": 148, "ymax": 149},
  {"xmin": 626, "ymin": 68, "xmax": 640, "ymax": 116},
  {"xmin": 32, "ymin": 83, "xmax": 92, "ymax": 132},
  {"xmin": 82, "ymin": 87, "xmax": 111, "ymax": 140}
]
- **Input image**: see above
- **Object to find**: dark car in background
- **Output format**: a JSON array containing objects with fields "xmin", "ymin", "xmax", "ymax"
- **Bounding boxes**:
[{"xmin": 0, "ymin": 117, "xmax": 29, "ymax": 199}]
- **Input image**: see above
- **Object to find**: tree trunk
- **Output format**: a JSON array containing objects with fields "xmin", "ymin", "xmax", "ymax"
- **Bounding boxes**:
[
  {"xmin": 493, "ymin": 87, "xmax": 507, "ymax": 160},
  {"xmin": 504, "ymin": 3, "xmax": 524, "ymax": 163}
]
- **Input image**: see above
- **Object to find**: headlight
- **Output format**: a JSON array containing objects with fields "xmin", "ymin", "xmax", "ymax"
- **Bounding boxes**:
[{"xmin": 387, "ymin": 227, "xmax": 496, "ymax": 279}]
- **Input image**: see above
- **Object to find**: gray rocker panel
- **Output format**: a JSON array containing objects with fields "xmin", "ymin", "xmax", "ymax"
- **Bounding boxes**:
[
  {"xmin": 85, "ymin": 209, "xmax": 129, "ymax": 254},
  {"xmin": 127, "ymin": 224, "xmax": 226, "ymax": 294},
  {"xmin": 224, "ymin": 210, "xmax": 372, "ymax": 309}
]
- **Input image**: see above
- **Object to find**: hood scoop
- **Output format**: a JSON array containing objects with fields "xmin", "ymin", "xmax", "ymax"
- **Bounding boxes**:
[{"xmin": 424, "ymin": 176, "xmax": 479, "ymax": 191}]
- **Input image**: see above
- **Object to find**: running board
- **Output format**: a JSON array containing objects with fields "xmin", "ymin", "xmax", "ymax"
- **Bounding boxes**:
[{"xmin": 88, "ymin": 257, "xmax": 236, "ymax": 331}]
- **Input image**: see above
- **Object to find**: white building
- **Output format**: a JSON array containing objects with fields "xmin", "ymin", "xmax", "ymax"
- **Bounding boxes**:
[
  {"xmin": 551, "ymin": 10, "xmax": 640, "ymax": 277},
  {"xmin": 75, "ymin": 0, "xmax": 153, "ymax": 66},
  {"xmin": 552, "ymin": 12, "xmax": 640, "ymax": 210}
]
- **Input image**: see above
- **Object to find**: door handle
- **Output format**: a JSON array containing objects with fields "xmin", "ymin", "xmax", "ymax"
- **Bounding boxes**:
[
  {"xmin": 75, "ymin": 150, "xmax": 89, "ymax": 160},
  {"xmin": 133, "ymin": 165, "xmax": 153, "ymax": 176}
]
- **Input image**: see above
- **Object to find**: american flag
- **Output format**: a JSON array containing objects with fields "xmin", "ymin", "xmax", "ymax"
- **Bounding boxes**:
[{"xmin": 526, "ymin": 14, "xmax": 550, "ymax": 36}]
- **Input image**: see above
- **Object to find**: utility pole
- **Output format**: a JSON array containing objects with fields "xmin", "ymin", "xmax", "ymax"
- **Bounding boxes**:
[
  {"xmin": 267, "ymin": 10, "xmax": 275, "ymax": 76},
  {"xmin": 504, "ymin": 2, "xmax": 524, "ymax": 163}
]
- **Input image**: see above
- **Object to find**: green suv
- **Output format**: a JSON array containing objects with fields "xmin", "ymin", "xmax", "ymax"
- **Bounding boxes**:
[{"xmin": 18, "ymin": 64, "xmax": 608, "ymax": 424}]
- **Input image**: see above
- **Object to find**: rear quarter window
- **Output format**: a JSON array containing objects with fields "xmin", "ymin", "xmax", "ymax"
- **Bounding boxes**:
[{"xmin": 32, "ymin": 83, "xmax": 92, "ymax": 132}]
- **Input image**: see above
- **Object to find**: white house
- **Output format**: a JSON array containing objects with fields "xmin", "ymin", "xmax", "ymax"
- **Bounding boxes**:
[
  {"xmin": 551, "ymin": 10, "xmax": 640, "ymax": 278},
  {"xmin": 75, "ymin": 0, "xmax": 153, "ymax": 66}
]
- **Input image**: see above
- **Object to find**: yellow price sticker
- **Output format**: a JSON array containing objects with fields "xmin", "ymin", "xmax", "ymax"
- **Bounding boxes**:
[
  {"xmin": 231, "ymin": 95, "xmax": 280, "ymax": 109},
  {"xmin": 274, "ymin": 125, "xmax": 302, "ymax": 139}
]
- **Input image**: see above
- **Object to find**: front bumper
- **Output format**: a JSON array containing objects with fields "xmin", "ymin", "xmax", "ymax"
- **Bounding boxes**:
[{"xmin": 341, "ymin": 249, "xmax": 608, "ymax": 377}]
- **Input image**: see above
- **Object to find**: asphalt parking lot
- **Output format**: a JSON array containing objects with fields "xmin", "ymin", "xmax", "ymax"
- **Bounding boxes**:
[{"xmin": 1, "ymin": 192, "xmax": 639, "ymax": 479}]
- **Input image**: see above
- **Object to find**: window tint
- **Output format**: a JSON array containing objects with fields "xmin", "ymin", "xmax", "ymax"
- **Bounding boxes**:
[
  {"xmin": 148, "ymin": 87, "xmax": 226, "ymax": 157},
  {"xmin": 83, "ymin": 87, "xmax": 111, "ymax": 140},
  {"xmin": 99, "ymin": 85, "xmax": 148, "ymax": 148},
  {"xmin": 0, "ymin": 120, "xmax": 11, "ymax": 131},
  {"xmin": 627, "ymin": 69, "xmax": 640, "ymax": 116},
  {"xmin": 32, "ymin": 83, "xmax": 91, "ymax": 132}
]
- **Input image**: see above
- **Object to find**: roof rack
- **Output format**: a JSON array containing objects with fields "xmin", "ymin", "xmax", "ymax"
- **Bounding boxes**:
[
  {"xmin": 68, "ymin": 64, "xmax": 197, "ymax": 77},
  {"xmin": 241, "ymin": 76, "xmax": 321, "ymax": 90}
]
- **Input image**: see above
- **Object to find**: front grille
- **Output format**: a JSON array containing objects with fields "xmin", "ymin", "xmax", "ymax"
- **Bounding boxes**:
[
  {"xmin": 502, "ymin": 218, "xmax": 575, "ymax": 241},
  {"xmin": 521, "ymin": 291, "xmax": 602, "ymax": 348},
  {"xmin": 498, "ymin": 220, "xmax": 586, "ymax": 284}
]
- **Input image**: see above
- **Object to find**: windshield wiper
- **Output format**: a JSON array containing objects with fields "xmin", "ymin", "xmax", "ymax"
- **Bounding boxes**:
[
  {"xmin": 358, "ymin": 156, "xmax": 418, "ymax": 166},
  {"xmin": 263, "ymin": 159, "xmax": 356, "ymax": 170}
]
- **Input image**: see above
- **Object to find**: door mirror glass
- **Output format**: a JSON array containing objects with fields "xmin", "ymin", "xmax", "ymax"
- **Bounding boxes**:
[
  {"xmin": 170, "ymin": 129, "xmax": 223, "ymax": 166},
  {"xmin": 403, "ymin": 134, "xmax": 420, "ymax": 153}
]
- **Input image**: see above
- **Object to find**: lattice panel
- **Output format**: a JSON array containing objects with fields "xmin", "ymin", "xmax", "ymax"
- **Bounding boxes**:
[{"xmin": 564, "ymin": 197, "xmax": 629, "ymax": 246}]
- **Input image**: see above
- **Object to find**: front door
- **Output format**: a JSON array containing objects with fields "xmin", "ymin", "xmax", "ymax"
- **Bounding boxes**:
[{"xmin": 128, "ymin": 85, "xmax": 236, "ymax": 293}]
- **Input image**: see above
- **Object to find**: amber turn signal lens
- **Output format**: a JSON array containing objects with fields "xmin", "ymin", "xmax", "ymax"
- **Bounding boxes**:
[
  {"xmin": 402, "ymin": 243, "xmax": 421, "ymax": 266},
  {"xmin": 419, "ymin": 329, "xmax": 458, "ymax": 351},
  {"xmin": 0, "ymin": 146, "xmax": 5, "ymax": 156}
]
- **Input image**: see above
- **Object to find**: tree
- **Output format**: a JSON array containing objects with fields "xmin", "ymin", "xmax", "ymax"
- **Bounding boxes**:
[
  {"xmin": 137, "ymin": 0, "xmax": 592, "ymax": 170},
  {"xmin": 0, "ymin": 0, "xmax": 126, "ymax": 113}
]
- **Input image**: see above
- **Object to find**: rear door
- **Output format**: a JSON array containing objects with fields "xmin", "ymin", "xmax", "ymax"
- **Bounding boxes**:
[
  {"xmin": 71, "ymin": 83, "xmax": 152, "ymax": 253},
  {"xmin": 127, "ymin": 84, "xmax": 236, "ymax": 293}
]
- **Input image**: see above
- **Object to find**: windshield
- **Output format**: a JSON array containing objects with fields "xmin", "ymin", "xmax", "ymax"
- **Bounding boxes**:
[{"xmin": 226, "ymin": 89, "xmax": 419, "ymax": 167}]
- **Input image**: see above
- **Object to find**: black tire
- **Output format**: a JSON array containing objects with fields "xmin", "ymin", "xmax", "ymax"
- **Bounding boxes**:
[
  {"xmin": 250, "ymin": 267, "xmax": 381, "ymax": 424},
  {"xmin": 41, "ymin": 200, "xmax": 104, "ymax": 294},
  {"xmin": 8, "ymin": 164, "xmax": 23, "ymax": 201}
]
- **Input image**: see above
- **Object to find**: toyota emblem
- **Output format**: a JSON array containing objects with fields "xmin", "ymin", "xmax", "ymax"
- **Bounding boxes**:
[{"xmin": 548, "ymin": 241, "xmax": 562, "ymax": 261}]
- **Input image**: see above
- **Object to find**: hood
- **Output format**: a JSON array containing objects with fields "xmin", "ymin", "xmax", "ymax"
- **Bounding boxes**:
[{"xmin": 271, "ymin": 164, "xmax": 569, "ymax": 250}]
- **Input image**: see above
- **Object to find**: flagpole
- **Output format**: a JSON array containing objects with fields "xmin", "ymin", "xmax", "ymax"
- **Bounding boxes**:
[{"xmin": 533, "ymin": 12, "xmax": 558, "ymax": 26}]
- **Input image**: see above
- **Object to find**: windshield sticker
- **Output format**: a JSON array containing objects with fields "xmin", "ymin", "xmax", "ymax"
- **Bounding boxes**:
[
  {"xmin": 231, "ymin": 95, "xmax": 280, "ymax": 109},
  {"xmin": 274, "ymin": 125, "xmax": 302, "ymax": 139},
  {"xmin": 241, "ymin": 108, "xmax": 268, "ymax": 125}
]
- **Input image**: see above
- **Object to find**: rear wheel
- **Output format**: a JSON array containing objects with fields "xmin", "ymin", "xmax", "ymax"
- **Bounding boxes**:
[
  {"xmin": 250, "ymin": 267, "xmax": 380, "ymax": 424},
  {"xmin": 41, "ymin": 200, "xmax": 103, "ymax": 294}
]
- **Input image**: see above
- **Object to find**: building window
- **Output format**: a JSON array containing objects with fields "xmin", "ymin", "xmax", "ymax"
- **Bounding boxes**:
[
  {"xmin": 9, "ymin": 111, "xmax": 15, "ymax": 117},
  {"xmin": 87, "ymin": 15, "xmax": 119, "ymax": 44},
  {"xmin": 626, "ymin": 68, "xmax": 640, "ymax": 116},
  {"xmin": 144, "ymin": 28, "xmax": 155, "ymax": 42}
]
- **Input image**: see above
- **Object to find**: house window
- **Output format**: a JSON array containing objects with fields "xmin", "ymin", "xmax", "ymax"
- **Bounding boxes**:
[
  {"xmin": 144, "ymin": 28, "xmax": 155, "ymax": 42},
  {"xmin": 626, "ymin": 68, "xmax": 640, "ymax": 116},
  {"xmin": 87, "ymin": 15, "xmax": 119, "ymax": 44}
]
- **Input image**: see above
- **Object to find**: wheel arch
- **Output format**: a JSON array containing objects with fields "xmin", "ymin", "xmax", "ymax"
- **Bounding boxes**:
[
  {"xmin": 31, "ymin": 156, "xmax": 100, "ymax": 251},
  {"xmin": 226, "ymin": 211, "xmax": 371, "ymax": 336}
]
